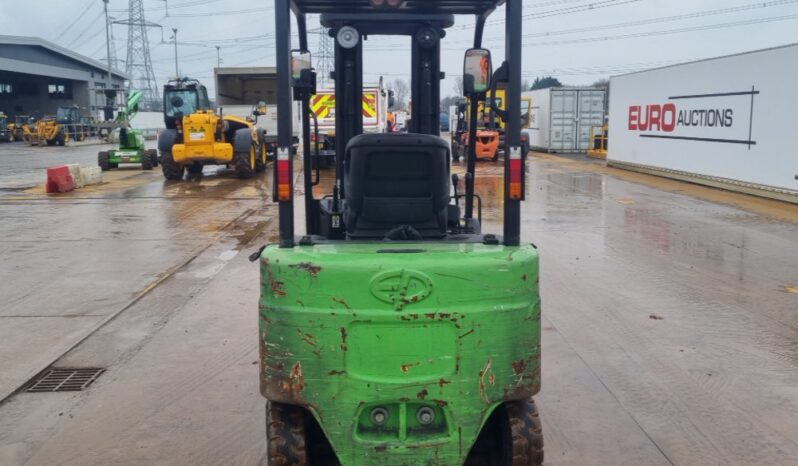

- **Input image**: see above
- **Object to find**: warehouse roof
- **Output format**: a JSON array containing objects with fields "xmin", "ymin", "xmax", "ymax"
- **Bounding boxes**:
[{"xmin": 0, "ymin": 35, "xmax": 129, "ymax": 80}]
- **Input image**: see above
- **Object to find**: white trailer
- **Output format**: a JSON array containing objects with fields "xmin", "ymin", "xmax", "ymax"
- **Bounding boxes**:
[
  {"xmin": 608, "ymin": 43, "xmax": 798, "ymax": 203},
  {"xmin": 523, "ymin": 87, "xmax": 606, "ymax": 152}
]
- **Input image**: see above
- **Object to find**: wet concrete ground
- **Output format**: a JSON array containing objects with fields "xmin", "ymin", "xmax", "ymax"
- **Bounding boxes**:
[{"xmin": 1, "ymin": 141, "xmax": 798, "ymax": 465}]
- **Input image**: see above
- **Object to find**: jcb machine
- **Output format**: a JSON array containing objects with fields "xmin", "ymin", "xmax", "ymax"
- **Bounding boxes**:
[
  {"xmin": 98, "ymin": 91, "xmax": 158, "ymax": 171},
  {"xmin": 256, "ymin": 1, "xmax": 541, "ymax": 465},
  {"xmin": 29, "ymin": 106, "xmax": 83, "ymax": 146},
  {"xmin": 157, "ymin": 78, "xmax": 264, "ymax": 180},
  {"xmin": 7, "ymin": 115, "xmax": 32, "ymax": 142}
]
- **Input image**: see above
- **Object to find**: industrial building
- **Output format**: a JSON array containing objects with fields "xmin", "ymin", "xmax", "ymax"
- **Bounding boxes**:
[{"xmin": 0, "ymin": 35, "xmax": 127, "ymax": 120}]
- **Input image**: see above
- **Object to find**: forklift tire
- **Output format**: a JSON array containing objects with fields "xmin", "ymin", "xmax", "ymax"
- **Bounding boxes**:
[
  {"xmin": 147, "ymin": 149, "xmax": 159, "ymax": 167},
  {"xmin": 98, "ymin": 151, "xmax": 110, "ymax": 171},
  {"xmin": 234, "ymin": 146, "xmax": 256, "ymax": 179},
  {"xmin": 492, "ymin": 150, "xmax": 499, "ymax": 162},
  {"xmin": 55, "ymin": 132, "xmax": 66, "ymax": 146},
  {"xmin": 507, "ymin": 400, "xmax": 544, "ymax": 466},
  {"xmin": 142, "ymin": 152, "xmax": 153, "ymax": 170},
  {"xmin": 266, "ymin": 401, "xmax": 308, "ymax": 466},
  {"xmin": 161, "ymin": 151, "xmax": 185, "ymax": 180},
  {"xmin": 466, "ymin": 399, "xmax": 543, "ymax": 466},
  {"xmin": 46, "ymin": 139, "xmax": 55, "ymax": 146}
]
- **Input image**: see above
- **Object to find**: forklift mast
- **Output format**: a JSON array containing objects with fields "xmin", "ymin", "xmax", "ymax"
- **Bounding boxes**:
[{"xmin": 274, "ymin": 0, "xmax": 523, "ymax": 247}]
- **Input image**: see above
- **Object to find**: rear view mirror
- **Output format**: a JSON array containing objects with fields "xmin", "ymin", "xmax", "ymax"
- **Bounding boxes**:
[
  {"xmin": 291, "ymin": 51, "xmax": 312, "ymax": 82},
  {"xmin": 253, "ymin": 100, "xmax": 267, "ymax": 116},
  {"xmin": 388, "ymin": 90, "xmax": 396, "ymax": 109},
  {"xmin": 463, "ymin": 49, "xmax": 492, "ymax": 95}
]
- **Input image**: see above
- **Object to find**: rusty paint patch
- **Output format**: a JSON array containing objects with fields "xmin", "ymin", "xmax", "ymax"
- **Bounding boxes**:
[
  {"xmin": 401, "ymin": 362, "xmax": 421, "ymax": 373},
  {"xmin": 375, "ymin": 445, "xmax": 388, "ymax": 453},
  {"xmin": 289, "ymin": 262, "xmax": 322, "ymax": 276},
  {"xmin": 340, "ymin": 327, "xmax": 348, "ymax": 351},
  {"xmin": 512, "ymin": 359, "xmax": 526, "ymax": 376},
  {"xmin": 479, "ymin": 358, "xmax": 493, "ymax": 403},
  {"xmin": 332, "ymin": 297, "xmax": 352, "ymax": 309},
  {"xmin": 458, "ymin": 329, "xmax": 475, "ymax": 339},
  {"xmin": 328, "ymin": 370, "xmax": 345, "ymax": 376},
  {"xmin": 301, "ymin": 333, "xmax": 317, "ymax": 347},
  {"xmin": 432, "ymin": 399, "xmax": 448, "ymax": 407},
  {"xmin": 438, "ymin": 378, "xmax": 451, "ymax": 387},
  {"xmin": 417, "ymin": 388, "xmax": 429, "ymax": 400},
  {"xmin": 278, "ymin": 361, "xmax": 305, "ymax": 398},
  {"xmin": 271, "ymin": 280, "xmax": 286, "ymax": 297},
  {"xmin": 400, "ymin": 313, "xmax": 420, "ymax": 321}
]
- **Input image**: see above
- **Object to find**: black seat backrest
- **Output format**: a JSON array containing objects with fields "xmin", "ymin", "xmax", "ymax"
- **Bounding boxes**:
[{"xmin": 343, "ymin": 133, "xmax": 450, "ymax": 239}]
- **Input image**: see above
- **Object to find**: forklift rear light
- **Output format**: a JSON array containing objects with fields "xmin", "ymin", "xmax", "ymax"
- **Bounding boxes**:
[
  {"xmin": 276, "ymin": 148, "xmax": 292, "ymax": 201},
  {"xmin": 509, "ymin": 146, "xmax": 523, "ymax": 200}
]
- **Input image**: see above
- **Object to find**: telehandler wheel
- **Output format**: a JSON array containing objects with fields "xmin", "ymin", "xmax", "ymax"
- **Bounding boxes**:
[
  {"xmin": 55, "ymin": 132, "xmax": 66, "ymax": 146},
  {"xmin": 255, "ymin": 144, "xmax": 267, "ymax": 173},
  {"xmin": 147, "ymin": 149, "xmax": 159, "ymax": 167},
  {"xmin": 187, "ymin": 163, "xmax": 203, "ymax": 175},
  {"xmin": 466, "ymin": 399, "xmax": 543, "ymax": 466},
  {"xmin": 161, "ymin": 151, "xmax": 185, "ymax": 180},
  {"xmin": 234, "ymin": 145, "xmax": 256, "ymax": 179},
  {"xmin": 266, "ymin": 401, "xmax": 308, "ymax": 466},
  {"xmin": 142, "ymin": 151, "xmax": 153, "ymax": 170},
  {"xmin": 98, "ymin": 151, "xmax": 110, "ymax": 171},
  {"xmin": 46, "ymin": 139, "xmax": 55, "ymax": 146}
]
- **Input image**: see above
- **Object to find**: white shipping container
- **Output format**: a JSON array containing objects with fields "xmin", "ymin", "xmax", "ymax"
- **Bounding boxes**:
[
  {"xmin": 608, "ymin": 43, "xmax": 798, "ymax": 200},
  {"xmin": 523, "ymin": 87, "xmax": 606, "ymax": 152}
]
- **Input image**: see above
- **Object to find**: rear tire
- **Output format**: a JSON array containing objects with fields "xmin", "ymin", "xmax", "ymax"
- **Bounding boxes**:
[
  {"xmin": 187, "ymin": 163, "xmax": 203, "ymax": 175},
  {"xmin": 234, "ymin": 145, "xmax": 256, "ymax": 179},
  {"xmin": 98, "ymin": 151, "xmax": 110, "ymax": 171},
  {"xmin": 161, "ymin": 151, "xmax": 185, "ymax": 180},
  {"xmin": 147, "ymin": 149, "xmax": 159, "ymax": 167},
  {"xmin": 266, "ymin": 401, "xmax": 308, "ymax": 466},
  {"xmin": 141, "ymin": 151, "xmax": 153, "ymax": 170},
  {"xmin": 466, "ymin": 399, "xmax": 543, "ymax": 466},
  {"xmin": 255, "ymin": 144, "xmax": 267, "ymax": 173}
]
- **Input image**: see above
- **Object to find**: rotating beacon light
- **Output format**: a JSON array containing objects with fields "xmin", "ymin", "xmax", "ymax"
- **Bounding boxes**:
[{"xmin": 336, "ymin": 26, "xmax": 360, "ymax": 49}]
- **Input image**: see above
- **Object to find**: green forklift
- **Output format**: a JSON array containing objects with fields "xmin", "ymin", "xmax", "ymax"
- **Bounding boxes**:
[
  {"xmin": 256, "ymin": 1, "xmax": 540, "ymax": 464},
  {"xmin": 98, "ymin": 90, "xmax": 158, "ymax": 171}
]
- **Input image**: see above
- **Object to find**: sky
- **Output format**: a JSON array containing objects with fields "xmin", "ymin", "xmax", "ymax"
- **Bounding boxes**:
[{"xmin": 1, "ymin": 0, "xmax": 797, "ymax": 98}]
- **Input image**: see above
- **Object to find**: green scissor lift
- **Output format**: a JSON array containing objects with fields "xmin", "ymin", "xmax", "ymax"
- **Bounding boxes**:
[
  {"xmin": 257, "ymin": 1, "xmax": 541, "ymax": 464},
  {"xmin": 98, "ymin": 91, "xmax": 158, "ymax": 171}
]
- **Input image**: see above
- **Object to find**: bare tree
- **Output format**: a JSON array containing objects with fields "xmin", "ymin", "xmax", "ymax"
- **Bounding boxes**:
[{"xmin": 392, "ymin": 79, "xmax": 410, "ymax": 110}]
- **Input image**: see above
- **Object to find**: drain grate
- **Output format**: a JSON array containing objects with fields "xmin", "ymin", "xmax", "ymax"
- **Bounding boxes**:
[{"xmin": 26, "ymin": 368, "xmax": 105, "ymax": 393}]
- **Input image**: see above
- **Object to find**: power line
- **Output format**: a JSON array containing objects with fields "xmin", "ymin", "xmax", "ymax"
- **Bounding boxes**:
[
  {"xmin": 55, "ymin": 0, "xmax": 96, "ymax": 41},
  {"xmin": 519, "ymin": 13, "xmax": 798, "ymax": 48},
  {"xmin": 501, "ymin": 0, "xmax": 798, "ymax": 41}
]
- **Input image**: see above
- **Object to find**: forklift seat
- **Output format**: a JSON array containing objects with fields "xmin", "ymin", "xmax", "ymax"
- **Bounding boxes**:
[{"xmin": 343, "ymin": 133, "xmax": 450, "ymax": 239}]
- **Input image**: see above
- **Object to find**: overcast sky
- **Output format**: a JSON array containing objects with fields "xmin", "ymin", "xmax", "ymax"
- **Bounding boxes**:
[{"xmin": 1, "ymin": 0, "xmax": 796, "ymax": 97}]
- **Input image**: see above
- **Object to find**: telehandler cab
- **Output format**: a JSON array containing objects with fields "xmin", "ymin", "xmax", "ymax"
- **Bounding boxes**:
[
  {"xmin": 257, "ymin": 1, "xmax": 540, "ymax": 465},
  {"xmin": 157, "ymin": 78, "xmax": 265, "ymax": 180}
]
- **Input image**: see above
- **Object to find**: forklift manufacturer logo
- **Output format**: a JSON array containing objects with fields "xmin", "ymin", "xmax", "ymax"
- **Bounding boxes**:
[
  {"xmin": 370, "ymin": 269, "xmax": 432, "ymax": 309},
  {"xmin": 627, "ymin": 87, "xmax": 758, "ymax": 149}
]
